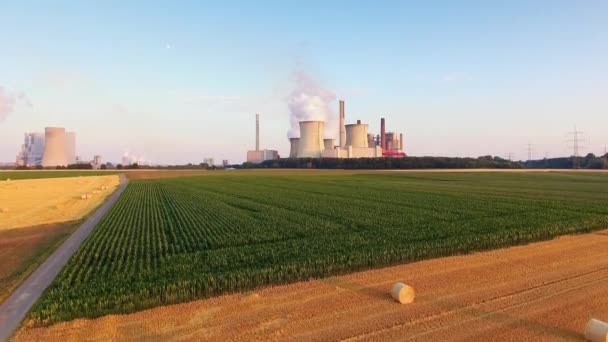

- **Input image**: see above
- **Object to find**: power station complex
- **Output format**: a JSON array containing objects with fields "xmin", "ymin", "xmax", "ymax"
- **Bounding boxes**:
[
  {"xmin": 16, "ymin": 127, "xmax": 77, "ymax": 167},
  {"xmin": 247, "ymin": 100, "xmax": 405, "ymax": 163}
]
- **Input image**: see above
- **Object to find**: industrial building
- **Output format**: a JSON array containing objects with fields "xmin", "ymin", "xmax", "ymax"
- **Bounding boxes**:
[
  {"xmin": 246, "ymin": 113, "xmax": 279, "ymax": 163},
  {"xmin": 288, "ymin": 100, "xmax": 406, "ymax": 159},
  {"xmin": 15, "ymin": 132, "xmax": 45, "ymax": 166}
]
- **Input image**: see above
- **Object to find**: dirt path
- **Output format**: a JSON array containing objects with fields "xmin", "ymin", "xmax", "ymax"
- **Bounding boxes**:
[
  {"xmin": 0, "ymin": 175, "xmax": 129, "ymax": 342},
  {"xmin": 13, "ymin": 229, "xmax": 608, "ymax": 342}
]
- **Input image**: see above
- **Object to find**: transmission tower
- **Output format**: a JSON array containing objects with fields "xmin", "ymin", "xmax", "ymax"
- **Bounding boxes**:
[
  {"xmin": 567, "ymin": 126, "xmax": 584, "ymax": 169},
  {"xmin": 527, "ymin": 143, "xmax": 533, "ymax": 161}
]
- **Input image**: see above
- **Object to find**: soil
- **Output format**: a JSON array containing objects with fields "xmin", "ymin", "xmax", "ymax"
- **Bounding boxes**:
[{"xmin": 13, "ymin": 230, "xmax": 608, "ymax": 341}]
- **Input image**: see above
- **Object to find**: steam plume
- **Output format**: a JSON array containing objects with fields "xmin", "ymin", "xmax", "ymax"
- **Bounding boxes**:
[
  {"xmin": 0, "ymin": 87, "xmax": 17, "ymax": 122},
  {"xmin": 0, "ymin": 87, "xmax": 31, "ymax": 122},
  {"xmin": 287, "ymin": 72, "xmax": 336, "ymax": 138}
]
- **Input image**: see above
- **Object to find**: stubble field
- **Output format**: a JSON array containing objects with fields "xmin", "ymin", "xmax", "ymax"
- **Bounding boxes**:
[
  {"xmin": 27, "ymin": 171, "xmax": 608, "ymax": 326},
  {"xmin": 0, "ymin": 175, "xmax": 120, "ymax": 303}
]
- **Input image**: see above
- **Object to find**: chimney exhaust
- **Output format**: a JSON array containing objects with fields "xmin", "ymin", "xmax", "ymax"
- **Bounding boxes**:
[
  {"xmin": 256, "ymin": 113, "xmax": 260, "ymax": 151},
  {"xmin": 339, "ymin": 100, "xmax": 346, "ymax": 148}
]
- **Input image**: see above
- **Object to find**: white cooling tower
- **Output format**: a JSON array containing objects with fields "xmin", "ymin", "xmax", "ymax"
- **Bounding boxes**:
[
  {"xmin": 65, "ymin": 131, "xmax": 76, "ymax": 164},
  {"xmin": 289, "ymin": 138, "xmax": 300, "ymax": 158},
  {"xmin": 323, "ymin": 139, "xmax": 334, "ymax": 150},
  {"xmin": 345, "ymin": 122, "xmax": 369, "ymax": 148},
  {"xmin": 297, "ymin": 121, "xmax": 324, "ymax": 158},
  {"xmin": 41, "ymin": 127, "xmax": 68, "ymax": 167}
]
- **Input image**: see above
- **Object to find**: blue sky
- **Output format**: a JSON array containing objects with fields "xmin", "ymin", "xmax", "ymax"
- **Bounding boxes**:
[{"xmin": 1, "ymin": 1, "xmax": 607, "ymax": 164}]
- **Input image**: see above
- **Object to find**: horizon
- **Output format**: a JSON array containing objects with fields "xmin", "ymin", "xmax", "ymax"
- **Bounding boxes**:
[{"xmin": 2, "ymin": 1, "xmax": 607, "ymax": 164}]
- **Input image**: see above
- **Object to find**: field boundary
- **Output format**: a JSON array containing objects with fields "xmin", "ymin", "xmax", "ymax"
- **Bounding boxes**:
[{"xmin": 0, "ymin": 174, "xmax": 129, "ymax": 341}]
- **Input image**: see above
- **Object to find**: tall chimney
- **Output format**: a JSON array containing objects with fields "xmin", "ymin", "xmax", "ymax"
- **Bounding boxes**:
[
  {"xmin": 400, "ymin": 133, "xmax": 403, "ymax": 151},
  {"xmin": 380, "ymin": 118, "xmax": 386, "ymax": 150},
  {"xmin": 339, "ymin": 100, "xmax": 345, "ymax": 148},
  {"xmin": 256, "ymin": 113, "xmax": 260, "ymax": 151}
]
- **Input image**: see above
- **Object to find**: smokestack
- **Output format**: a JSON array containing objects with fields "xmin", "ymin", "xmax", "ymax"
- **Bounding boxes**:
[
  {"xmin": 256, "ymin": 113, "xmax": 260, "ymax": 151},
  {"xmin": 357, "ymin": 119, "xmax": 361, "ymax": 124},
  {"xmin": 339, "ymin": 100, "xmax": 345, "ymax": 148},
  {"xmin": 380, "ymin": 118, "xmax": 386, "ymax": 150},
  {"xmin": 400, "ymin": 133, "xmax": 403, "ymax": 151}
]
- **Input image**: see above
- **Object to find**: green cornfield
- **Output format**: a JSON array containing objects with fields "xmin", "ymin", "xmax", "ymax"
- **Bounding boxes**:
[{"xmin": 30, "ymin": 171, "xmax": 608, "ymax": 325}]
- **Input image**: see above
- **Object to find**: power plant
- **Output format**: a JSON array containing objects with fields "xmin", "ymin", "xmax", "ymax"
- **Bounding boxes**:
[
  {"xmin": 287, "ymin": 100, "xmax": 406, "ymax": 159},
  {"xmin": 16, "ymin": 127, "xmax": 78, "ymax": 167},
  {"xmin": 246, "ymin": 114, "xmax": 279, "ymax": 163},
  {"xmin": 15, "ymin": 132, "xmax": 45, "ymax": 166}
]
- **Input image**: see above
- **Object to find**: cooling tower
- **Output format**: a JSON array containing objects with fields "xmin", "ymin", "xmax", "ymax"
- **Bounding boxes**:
[
  {"xmin": 289, "ymin": 138, "xmax": 300, "ymax": 158},
  {"xmin": 297, "ymin": 121, "xmax": 324, "ymax": 158},
  {"xmin": 339, "ymin": 100, "xmax": 346, "ymax": 148},
  {"xmin": 41, "ymin": 127, "xmax": 68, "ymax": 167},
  {"xmin": 65, "ymin": 131, "xmax": 76, "ymax": 164},
  {"xmin": 400, "ymin": 133, "xmax": 404, "ymax": 151},
  {"xmin": 323, "ymin": 139, "xmax": 334, "ymax": 150},
  {"xmin": 386, "ymin": 132, "xmax": 395, "ymax": 150},
  {"xmin": 345, "ymin": 122, "xmax": 369, "ymax": 148}
]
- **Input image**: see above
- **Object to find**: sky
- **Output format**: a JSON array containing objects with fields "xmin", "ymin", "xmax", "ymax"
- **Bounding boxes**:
[{"xmin": 1, "ymin": 0, "xmax": 607, "ymax": 164}]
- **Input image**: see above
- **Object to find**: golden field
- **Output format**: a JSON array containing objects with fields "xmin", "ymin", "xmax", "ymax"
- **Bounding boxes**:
[
  {"xmin": 0, "ymin": 175, "xmax": 119, "ymax": 303},
  {"xmin": 0, "ymin": 175, "xmax": 119, "ymax": 231}
]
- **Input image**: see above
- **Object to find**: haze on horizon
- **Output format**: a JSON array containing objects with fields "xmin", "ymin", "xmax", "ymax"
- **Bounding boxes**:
[{"xmin": 1, "ymin": 1, "xmax": 607, "ymax": 164}]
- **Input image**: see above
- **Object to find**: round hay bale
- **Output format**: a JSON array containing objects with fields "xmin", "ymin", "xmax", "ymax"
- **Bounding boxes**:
[
  {"xmin": 86, "ymin": 194, "xmax": 92, "ymax": 199},
  {"xmin": 81, "ymin": 194, "xmax": 87, "ymax": 200},
  {"xmin": 391, "ymin": 283, "xmax": 415, "ymax": 304},
  {"xmin": 585, "ymin": 319, "xmax": 608, "ymax": 342}
]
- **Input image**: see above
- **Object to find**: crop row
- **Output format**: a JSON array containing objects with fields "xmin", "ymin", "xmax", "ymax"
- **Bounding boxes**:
[{"xmin": 29, "ymin": 172, "xmax": 608, "ymax": 325}]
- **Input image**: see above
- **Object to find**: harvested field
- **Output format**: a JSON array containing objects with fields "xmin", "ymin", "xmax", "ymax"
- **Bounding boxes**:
[
  {"xmin": 0, "ymin": 175, "xmax": 120, "ymax": 230},
  {"xmin": 0, "ymin": 171, "xmax": 116, "ymax": 181},
  {"xmin": 14, "ymin": 230, "xmax": 608, "ymax": 341},
  {"xmin": 26, "ymin": 172, "xmax": 608, "ymax": 325},
  {"xmin": 0, "ymin": 223, "xmax": 77, "ymax": 303},
  {"xmin": 0, "ymin": 176, "xmax": 120, "ymax": 303}
]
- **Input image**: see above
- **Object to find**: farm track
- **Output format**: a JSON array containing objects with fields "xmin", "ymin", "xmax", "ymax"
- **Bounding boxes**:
[{"xmin": 13, "ymin": 230, "xmax": 608, "ymax": 341}]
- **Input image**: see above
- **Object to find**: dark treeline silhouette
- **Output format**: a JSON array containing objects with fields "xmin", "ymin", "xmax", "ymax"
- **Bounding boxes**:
[
  {"xmin": 524, "ymin": 154, "xmax": 608, "ymax": 169},
  {"xmin": 242, "ymin": 156, "xmax": 521, "ymax": 169},
  {"xmin": 241, "ymin": 154, "xmax": 608, "ymax": 170}
]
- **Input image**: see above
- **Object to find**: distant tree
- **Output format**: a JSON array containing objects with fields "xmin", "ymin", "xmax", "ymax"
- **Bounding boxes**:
[
  {"xmin": 100, "ymin": 164, "xmax": 107, "ymax": 170},
  {"xmin": 35, "ymin": 164, "xmax": 43, "ymax": 170},
  {"xmin": 116, "ymin": 164, "xmax": 123, "ymax": 170}
]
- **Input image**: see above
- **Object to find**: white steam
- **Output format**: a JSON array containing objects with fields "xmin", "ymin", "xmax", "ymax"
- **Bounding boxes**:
[
  {"xmin": 287, "ymin": 72, "xmax": 337, "ymax": 138},
  {"xmin": 0, "ymin": 87, "xmax": 31, "ymax": 122}
]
